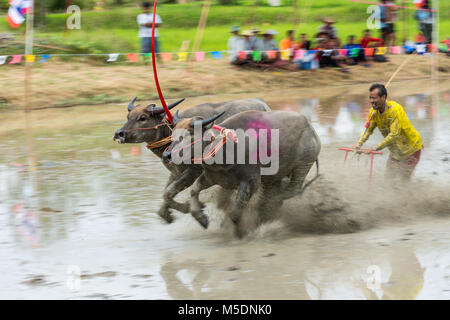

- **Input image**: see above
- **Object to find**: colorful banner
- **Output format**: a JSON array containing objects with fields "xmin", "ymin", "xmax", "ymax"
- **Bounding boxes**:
[
  {"xmin": 281, "ymin": 50, "xmax": 290, "ymax": 61},
  {"xmin": 107, "ymin": 53, "xmax": 119, "ymax": 62},
  {"xmin": 364, "ymin": 48, "xmax": 375, "ymax": 56},
  {"xmin": 349, "ymin": 48, "xmax": 360, "ymax": 58},
  {"xmin": 24, "ymin": 55, "xmax": 35, "ymax": 62},
  {"xmin": 211, "ymin": 51, "xmax": 222, "ymax": 59},
  {"xmin": 416, "ymin": 44, "xmax": 426, "ymax": 54},
  {"xmin": 126, "ymin": 53, "xmax": 138, "ymax": 62},
  {"xmin": 375, "ymin": 47, "xmax": 387, "ymax": 55},
  {"xmin": 8, "ymin": 55, "xmax": 22, "ymax": 64},
  {"xmin": 294, "ymin": 50, "xmax": 305, "ymax": 60},
  {"xmin": 195, "ymin": 52, "xmax": 205, "ymax": 62},
  {"xmin": 252, "ymin": 51, "xmax": 262, "ymax": 62},
  {"xmin": 161, "ymin": 52, "xmax": 172, "ymax": 61},
  {"xmin": 237, "ymin": 51, "xmax": 247, "ymax": 60},
  {"xmin": 38, "ymin": 54, "xmax": 51, "ymax": 63},
  {"xmin": 177, "ymin": 52, "xmax": 188, "ymax": 62},
  {"xmin": 266, "ymin": 50, "xmax": 277, "ymax": 59},
  {"xmin": 0, "ymin": 45, "xmax": 434, "ymax": 68},
  {"xmin": 391, "ymin": 46, "xmax": 401, "ymax": 54},
  {"xmin": 428, "ymin": 44, "xmax": 437, "ymax": 53}
]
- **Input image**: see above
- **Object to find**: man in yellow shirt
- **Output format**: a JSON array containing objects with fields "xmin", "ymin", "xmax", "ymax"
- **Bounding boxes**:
[{"xmin": 355, "ymin": 84, "xmax": 423, "ymax": 180}]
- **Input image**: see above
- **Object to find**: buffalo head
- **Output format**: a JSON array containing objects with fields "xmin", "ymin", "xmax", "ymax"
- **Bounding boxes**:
[
  {"xmin": 162, "ymin": 110, "xmax": 225, "ymax": 162},
  {"xmin": 113, "ymin": 97, "xmax": 184, "ymax": 144}
]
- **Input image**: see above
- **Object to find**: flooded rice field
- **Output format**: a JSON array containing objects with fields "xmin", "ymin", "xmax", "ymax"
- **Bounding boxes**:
[{"xmin": 1, "ymin": 83, "xmax": 449, "ymax": 299}]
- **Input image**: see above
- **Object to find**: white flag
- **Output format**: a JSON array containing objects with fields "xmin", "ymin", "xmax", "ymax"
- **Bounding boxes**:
[
  {"xmin": 0, "ymin": 56, "xmax": 7, "ymax": 65},
  {"xmin": 107, "ymin": 53, "xmax": 119, "ymax": 62}
]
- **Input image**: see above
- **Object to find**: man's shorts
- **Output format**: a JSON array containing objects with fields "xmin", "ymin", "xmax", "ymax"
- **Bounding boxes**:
[
  {"xmin": 386, "ymin": 148, "xmax": 422, "ymax": 178},
  {"xmin": 141, "ymin": 37, "xmax": 160, "ymax": 54},
  {"xmin": 382, "ymin": 23, "xmax": 395, "ymax": 35}
]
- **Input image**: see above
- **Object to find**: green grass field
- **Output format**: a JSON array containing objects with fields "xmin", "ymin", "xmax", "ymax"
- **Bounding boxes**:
[{"xmin": 0, "ymin": 1, "xmax": 449, "ymax": 54}]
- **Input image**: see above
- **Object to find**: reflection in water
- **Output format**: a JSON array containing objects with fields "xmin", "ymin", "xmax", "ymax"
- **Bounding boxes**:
[
  {"xmin": 0, "ymin": 90, "xmax": 449, "ymax": 299},
  {"xmin": 157, "ymin": 238, "xmax": 431, "ymax": 300}
]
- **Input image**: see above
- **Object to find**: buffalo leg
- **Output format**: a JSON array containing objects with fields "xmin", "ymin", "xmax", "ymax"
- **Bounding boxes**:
[
  {"xmin": 230, "ymin": 179, "xmax": 260, "ymax": 238},
  {"xmin": 282, "ymin": 161, "xmax": 316, "ymax": 200},
  {"xmin": 190, "ymin": 173, "xmax": 214, "ymax": 229},
  {"xmin": 158, "ymin": 169, "xmax": 200, "ymax": 223},
  {"xmin": 258, "ymin": 181, "xmax": 284, "ymax": 225}
]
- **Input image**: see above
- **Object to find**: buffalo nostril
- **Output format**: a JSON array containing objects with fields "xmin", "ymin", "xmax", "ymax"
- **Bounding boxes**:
[{"xmin": 114, "ymin": 130, "xmax": 124, "ymax": 139}]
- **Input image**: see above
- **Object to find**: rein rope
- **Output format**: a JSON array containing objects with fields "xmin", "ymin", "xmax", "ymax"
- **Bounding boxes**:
[
  {"xmin": 123, "ymin": 119, "xmax": 174, "ymax": 150},
  {"xmin": 170, "ymin": 127, "xmax": 237, "ymax": 163}
]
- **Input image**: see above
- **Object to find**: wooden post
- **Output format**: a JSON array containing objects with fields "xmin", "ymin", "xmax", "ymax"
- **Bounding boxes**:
[
  {"xmin": 402, "ymin": 0, "xmax": 407, "ymax": 42},
  {"xmin": 431, "ymin": 0, "xmax": 439, "ymax": 112},
  {"xmin": 292, "ymin": 0, "xmax": 299, "ymax": 30},
  {"xmin": 24, "ymin": 0, "xmax": 34, "ymax": 113},
  {"xmin": 191, "ymin": 0, "xmax": 211, "ymax": 60}
]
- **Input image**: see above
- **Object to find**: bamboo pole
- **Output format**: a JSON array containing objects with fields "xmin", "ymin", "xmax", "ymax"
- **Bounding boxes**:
[
  {"xmin": 191, "ymin": 0, "xmax": 211, "ymax": 61},
  {"xmin": 431, "ymin": 0, "xmax": 439, "ymax": 113},
  {"xmin": 24, "ymin": 1, "xmax": 34, "ymax": 113}
]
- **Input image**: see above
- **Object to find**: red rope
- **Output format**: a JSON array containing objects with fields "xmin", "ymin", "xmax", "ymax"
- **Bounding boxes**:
[{"xmin": 151, "ymin": 0, "xmax": 173, "ymax": 124}]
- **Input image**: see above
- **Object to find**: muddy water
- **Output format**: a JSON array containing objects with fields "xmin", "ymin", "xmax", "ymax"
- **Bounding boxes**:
[{"xmin": 0, "ymin": 86, "xmax": 449, "ymax": 299}]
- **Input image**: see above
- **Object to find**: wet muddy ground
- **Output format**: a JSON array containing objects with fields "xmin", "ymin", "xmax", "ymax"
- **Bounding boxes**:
[{"xmin": 0, "ymin": 82, "xmax": 449, "ymax": 299}]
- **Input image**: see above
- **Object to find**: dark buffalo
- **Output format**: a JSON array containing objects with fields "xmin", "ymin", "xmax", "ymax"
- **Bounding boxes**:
[
  {"xmin": 163, "ymin": 110, "xmax": 321, "ymax": 236},
  {"xmin": 113, "ymin": 98, "xmax": 271, "ymax": 226}
]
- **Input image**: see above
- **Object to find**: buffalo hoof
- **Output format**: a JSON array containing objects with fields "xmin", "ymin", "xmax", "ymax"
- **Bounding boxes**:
[
  {"xmin": 234, "ymin": 224, "xmax": 246, "ymax": 239},
  {"xmin": 192, "ymin": 211, "xmax": 209, "ymax": 229},
  {"xmin": 158, "ymin": 207, "xmax": 174, "ymax": 224}
]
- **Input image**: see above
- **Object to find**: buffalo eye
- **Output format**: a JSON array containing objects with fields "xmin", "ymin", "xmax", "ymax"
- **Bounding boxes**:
[{"xmin": 139, "ymin": 115, "xmax": 147, "ymax": 122}]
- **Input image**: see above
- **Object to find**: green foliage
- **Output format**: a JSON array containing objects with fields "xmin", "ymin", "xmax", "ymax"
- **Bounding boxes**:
[{"xmin": 0, "ymin": 1, "xmax": 448, "ymax": 55}]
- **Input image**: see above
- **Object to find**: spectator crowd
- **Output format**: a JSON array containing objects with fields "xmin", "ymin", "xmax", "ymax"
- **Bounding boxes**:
[{"xmin": 226, "ymin": 0, "xmax": 449, "ymax": 72}]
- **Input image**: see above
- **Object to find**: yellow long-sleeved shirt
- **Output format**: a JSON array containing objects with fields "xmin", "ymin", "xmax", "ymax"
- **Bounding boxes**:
[{"xmin": 358, "ymin": 100, "xmax": 423, "ymax": 161}]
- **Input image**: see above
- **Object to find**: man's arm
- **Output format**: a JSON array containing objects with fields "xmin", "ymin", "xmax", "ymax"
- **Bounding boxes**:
[
  {"xmin": 144, "ymin": 22, "xmax": 161, "ymax": 28},
  {"xmin": 142, "ymin": 14, "xmax": 162, "ymax": 28},
  {"xmin": 358, "ymin": 120, "xmax": 376, "ymax": 146},
  {"xmin": 375, "ymin": 118, "xmax": 400, "ymax": 150}
]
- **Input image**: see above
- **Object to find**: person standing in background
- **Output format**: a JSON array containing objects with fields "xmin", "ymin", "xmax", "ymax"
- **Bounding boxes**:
[{"xmin": 137, "ymin": 1, "xmax": 163, "ymax": 62}]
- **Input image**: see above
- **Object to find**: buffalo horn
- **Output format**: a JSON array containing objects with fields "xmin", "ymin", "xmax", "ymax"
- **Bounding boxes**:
[
  {"xmin": 128, "ymin": 97, "xmax": 138, "ymax": 112},
  {"xmin": 148, "ymin": 98, "xmax": 186, "ymax": 115},
  {"xmin": 191, "ymin": 111, "xmax": 226, "ymax": 128}
]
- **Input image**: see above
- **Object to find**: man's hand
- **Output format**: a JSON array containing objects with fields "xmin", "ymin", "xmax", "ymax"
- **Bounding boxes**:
[
  {"xmin": 361, "ymin": 146, "xmax": 378, "ymax": 154},
  {"xmin": 352, "ymin": 143, "xmax": 361, "ymax": 153}
]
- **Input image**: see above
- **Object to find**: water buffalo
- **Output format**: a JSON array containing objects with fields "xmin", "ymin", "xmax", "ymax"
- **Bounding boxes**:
[
  {"xmin": 163, "ymin": 110, "xmax": 321, "ymax": 236},
  {"xmin": 113, "ymin": 97, "xmax": 271, "ymax": 226}
]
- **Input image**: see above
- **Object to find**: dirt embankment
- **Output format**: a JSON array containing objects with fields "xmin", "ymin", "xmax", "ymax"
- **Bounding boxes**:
[{"xmin": 0, "ymin": 54, "xmax": 449, "ymax": 110}]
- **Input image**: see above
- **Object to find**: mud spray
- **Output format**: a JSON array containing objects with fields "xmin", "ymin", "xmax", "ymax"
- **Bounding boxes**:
[{"xmin": 197, "ymin": 153, "xmax": 450, "ymax": 239}]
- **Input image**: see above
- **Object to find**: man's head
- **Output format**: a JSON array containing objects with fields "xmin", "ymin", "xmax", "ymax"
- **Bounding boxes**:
[
  {"xmin": 348, "ymin": 35, "xmax": 355, "ymax": 44},
  {"xmin": 286, "ymin": 30, "xmax": 294, "ymax": 40},
  {"xmin": 363, "ymin": 29, "xmax": 371, "ymax": 38},
  {"xmin": 242, "ymin": 30, "xmax": 253, "ymax": 40},
  {"xmin": 262, "ymin": 30, "xmax": 278, "ymax": 40},
  {"xmin": 230, "ymin": 26, "xmax": 240, "ymax": 36},
  {"xmin": 369, "ymin": 83, "xmax": 388, "ymax": 111},
  {"xmin": 142, "ymin": 1, "xmax": 151, "ymax": 13},
  {"xmin": 323, "ymin": 18, "xmax": 335, "ymax": 26},
  {"xmin": 300, "ymin": 33, "xmax": 307, "ymax": 41}
]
